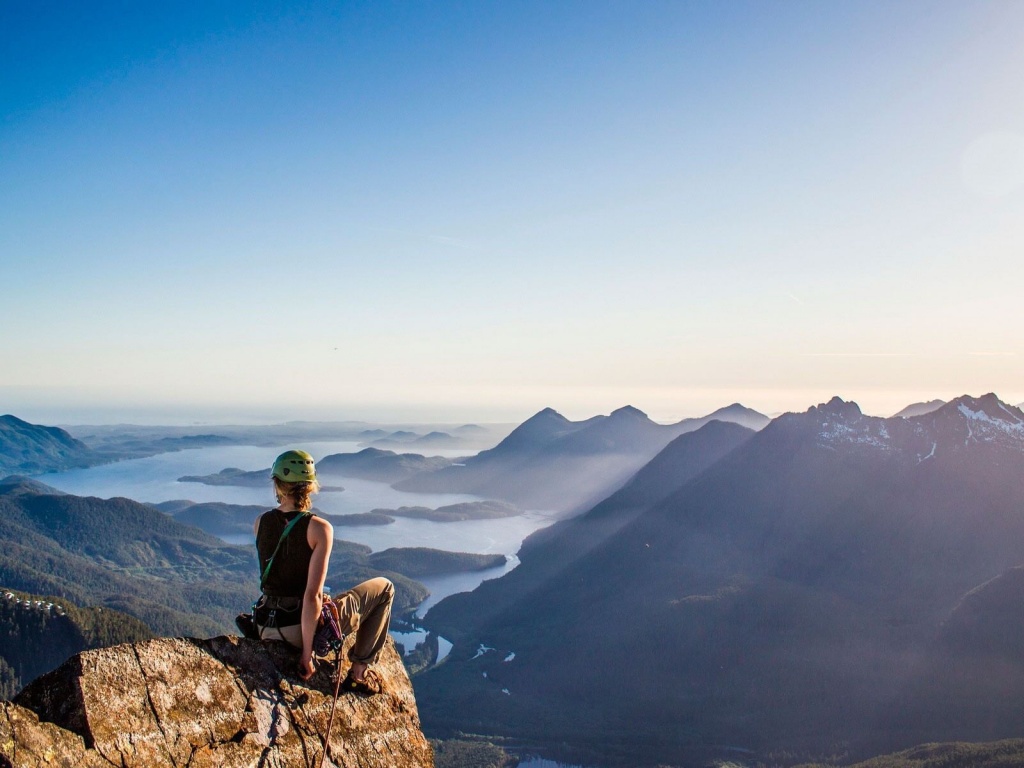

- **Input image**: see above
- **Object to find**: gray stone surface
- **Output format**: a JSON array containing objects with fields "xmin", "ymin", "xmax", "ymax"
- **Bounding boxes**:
[{"xmin": 8, "ymin": 635, "xmax": 433, "ymax": 768}]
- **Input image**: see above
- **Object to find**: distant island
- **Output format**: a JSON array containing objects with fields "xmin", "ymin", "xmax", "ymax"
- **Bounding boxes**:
[
  {"xmin": 370, "ymin": 500, "xmax": 521, "ymax": 522},
  {"xmin": 158, "ymin": 498, "xmax": 519, "ymax": 531},
  {"xmin": 366, "ymin": 430, "xmax": 467, "ymax": 450},
  {"xmin": 316, "ymin": 448, "xmax": 452, "ymax": 483},
  {"xmin": 367, "ymin": 547, "xmax": 506, "ymax": 577},
  {"xmin": 177, "ymin": 467, "xmax": 265, "ymax": 486},
  {"xmin": 154, "ymin": 500, "xmax": 386, "ymax": 536},
  {"xmin": 155, "ymin": 499, "xmax": 522, "ymax": 536},
  {"xmin": 177, "ymin": 467, "xmax": 343, "ymax": 492},
  {"xmin": 326, "ymin": 511, "xmax": 394, "ymax": 526}
]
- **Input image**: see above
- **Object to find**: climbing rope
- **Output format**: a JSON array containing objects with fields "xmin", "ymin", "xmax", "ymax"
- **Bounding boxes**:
[{"xmin": 317, "ymin": 646, "xmax": 344, "ymax": 768}]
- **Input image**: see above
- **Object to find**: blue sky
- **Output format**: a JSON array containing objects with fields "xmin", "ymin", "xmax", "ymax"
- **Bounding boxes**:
[{"xmin": 2, "ymin": 1, "xmax": 1023, "ymax": 424}]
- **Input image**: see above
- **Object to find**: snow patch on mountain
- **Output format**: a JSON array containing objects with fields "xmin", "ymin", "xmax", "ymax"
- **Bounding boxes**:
[
  {"xmin": 957, "ymin": 403, "xmax": 1024, "ymax": 444},
  {"xmin": 918, "ymin": 442, "xmax": 937, "ymax": 463},
  {"xmin": 809, "ymin": 394, "xmax": 1024, "ymax": 456},
  {"xmin": 810, "ymin": 399, "xmax": 896, "ymax": 451},
  {"xmin": 817, "ymin": 419, "xmax": 895, "ymax": 451},
  {"xmin": 472, "ymin": 643, "xmax": 495, "ymax": 659}
]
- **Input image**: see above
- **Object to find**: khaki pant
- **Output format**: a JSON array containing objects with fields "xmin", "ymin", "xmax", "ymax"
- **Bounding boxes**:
[
  {"xmin": 256, "ymin": 577, "xmax": 395, "ymax": 666},
  {"xmin": 335, "ymin": 576, "xmax": 395, "ymax": 665}
]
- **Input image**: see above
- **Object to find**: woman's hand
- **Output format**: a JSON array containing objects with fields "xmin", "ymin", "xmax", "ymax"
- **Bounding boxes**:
[{"xmin": 298, "ymin": 654, "xmax": 316, "ymax": 680}]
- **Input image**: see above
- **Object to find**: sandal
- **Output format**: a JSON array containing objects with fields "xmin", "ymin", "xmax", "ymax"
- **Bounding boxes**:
[{"xmin": 339, "ymin": 671, "xmax": 378, "ymax": 696}]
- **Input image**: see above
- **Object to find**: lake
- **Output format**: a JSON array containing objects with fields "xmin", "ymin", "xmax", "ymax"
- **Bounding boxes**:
[{"xmin": 40, "ymin": 441, "xmax": 557, "ymax": 620}]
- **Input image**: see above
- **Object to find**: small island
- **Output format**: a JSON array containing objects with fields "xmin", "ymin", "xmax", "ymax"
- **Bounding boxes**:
[
  {"xmin": 370, "ymin": 499, "xmax": 521, "ymax": 522},
  {"xmin": 177, "ymin": 467, "xmax": 266, "ymax": 486},
  {"xmin": 324, "ymin": 511, "xmax": 394, "ymax": 526},
  {"xmin": 316, "ymin": 448, "xmax": 452, "ymax": 483},
  {"xmin": 153, "ymin": 500, "xmax": 364, "ymax": 537},
  {"xmin": 367, "ymin": 547, "xmax": 506, "ymax": 577},
  {"xmin": 177, "ymin": 467, "xmax": 343, "ymax": 492}
]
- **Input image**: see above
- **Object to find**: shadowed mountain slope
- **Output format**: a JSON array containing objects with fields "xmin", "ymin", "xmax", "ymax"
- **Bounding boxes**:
[
  {"xmin": 397, "ymin": 403, "xmax": 768, "ymax": 515},
  {"xmin": 424, "ymin": 419, "xmax": 756, "ymax": 640},
  {"xmin": 416, "ymin": 394, "xmax": 1024, "ymax": 767}
]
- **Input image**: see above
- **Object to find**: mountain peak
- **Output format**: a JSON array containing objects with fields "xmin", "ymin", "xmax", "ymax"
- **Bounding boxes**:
[
  {"xmin": 929, "ymin": 394, "xmax": 1024, "ymax": 442},
  {"xmin": 778, "ymin": 396, "xmax": 894, "ymax": 452},
  {"xmin": 719, "ymin": 402, "xmax": 752, "ymax": 413},
  {"xmin": 479, "ymin": 406, "xmax": 578, "ymax": 456},
  {"xmin": 810, "ymin": 396, "xmax": 863, "ymax": 419},
  {"xmin": 947, "ymin": 393, "xmax": 1020, "ymax": 419},
  {"xmin": 693, "ymin": 403, "xmax": 771, "ymax": 431},
  {"xmin": 514, "ymin": 406, "xmax": 572, "ymax": 431},
  {"xmin": 892, "ymin": 399, "xmax": 946, "ymax": 419},
  {"xmin": 357, "ymin": 446, "xmax": 396, "ymax": 457},
  {"xmin": 609, "ymin": 405, "xmax": 649, "ymax": 420}
]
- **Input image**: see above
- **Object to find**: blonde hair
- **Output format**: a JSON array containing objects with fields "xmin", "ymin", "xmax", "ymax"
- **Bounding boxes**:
[{"xmin": 273, "ymin": 478, "xmax": 320, "ymax": 512}]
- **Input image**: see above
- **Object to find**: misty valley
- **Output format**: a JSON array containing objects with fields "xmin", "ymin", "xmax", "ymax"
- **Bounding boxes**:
[{"xmin": 3, "ymin": 396, "xmax": 1024, "ymax": 767}]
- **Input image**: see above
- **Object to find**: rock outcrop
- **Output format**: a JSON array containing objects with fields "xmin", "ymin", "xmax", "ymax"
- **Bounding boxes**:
[{"xmin": 1, "ymin": 635, "xmax": 434, "ymax": 768}]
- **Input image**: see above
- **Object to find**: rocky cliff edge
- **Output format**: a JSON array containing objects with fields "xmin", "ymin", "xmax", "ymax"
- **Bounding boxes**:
[{"xmin": 1, "ymin": 635, "xmax": 434, "ymax": 768}]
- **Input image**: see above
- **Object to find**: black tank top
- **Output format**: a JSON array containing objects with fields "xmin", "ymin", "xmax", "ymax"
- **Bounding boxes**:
[{"xmin": 256, "ymin": 510, "xmax": 314, "ymax": 597}]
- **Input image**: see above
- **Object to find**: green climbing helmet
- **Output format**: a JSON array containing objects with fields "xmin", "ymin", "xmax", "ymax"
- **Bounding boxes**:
[{"xmin": 271, "ymin": 450, "xmax": 317, "ymax": 483}]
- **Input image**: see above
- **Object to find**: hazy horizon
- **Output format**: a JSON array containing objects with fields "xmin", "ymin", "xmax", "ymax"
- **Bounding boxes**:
[{"xmin": 3, "ymin": 386, "xmax": 1018, "ymax": 428}]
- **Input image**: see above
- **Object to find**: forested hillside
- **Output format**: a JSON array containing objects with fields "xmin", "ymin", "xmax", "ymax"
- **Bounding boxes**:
[
  {"xmin": 0, "ymin": 415, "xmax": 98, "ymax": 474},
  {"xmin": 0, "ymin": 477, "xmax": 256, "ymax": 636},
  {"xmin": 0, "ymin": 589, "xmax": 151, "ymax": 698}
]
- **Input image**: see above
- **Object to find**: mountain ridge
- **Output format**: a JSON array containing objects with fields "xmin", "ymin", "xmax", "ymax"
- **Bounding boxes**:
[
  {"xmin": 396, "ymin": 403, "xmax": 769, "ymax": 514},
  {"xmin": 417, "ymin": 393, "xmax": 1024, "ymax": 766},
  {"xmin": 424, "ymin": 419, "xmax": 757, "ymax": 641},
  {"xmin": 0, "ymin": 415, "xmax": 98, "ymax": 474}
]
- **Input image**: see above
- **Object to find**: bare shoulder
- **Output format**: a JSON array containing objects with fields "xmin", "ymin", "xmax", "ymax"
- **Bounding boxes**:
[{"xmin": 307, "ymin": 514, "xmax": 333, "ymax": 544}]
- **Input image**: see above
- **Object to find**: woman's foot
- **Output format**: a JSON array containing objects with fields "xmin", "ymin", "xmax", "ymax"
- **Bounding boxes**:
[
  {"xmin": 348, "ymin": 661, "xmax": 368, "ymax": 682},
  {"xmin": 340, "ymin": 665, "xmax": 379, "ymax": 695}
]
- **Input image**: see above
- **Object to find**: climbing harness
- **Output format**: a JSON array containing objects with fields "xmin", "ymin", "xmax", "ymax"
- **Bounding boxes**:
[{"xmin": 250, "ymin": 511, "xmax": 310, "ymax": 639}]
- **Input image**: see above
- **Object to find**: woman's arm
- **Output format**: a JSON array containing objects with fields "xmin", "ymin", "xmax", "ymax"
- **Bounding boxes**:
[{"xmin": 298, "ymin": 516, "xmax": 333, "ymax": 679}]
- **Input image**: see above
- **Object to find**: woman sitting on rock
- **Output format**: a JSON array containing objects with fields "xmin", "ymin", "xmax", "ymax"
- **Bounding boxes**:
[{"xmin": 252, "ymin": 449, "xmax": 394, "ymax": 692}]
